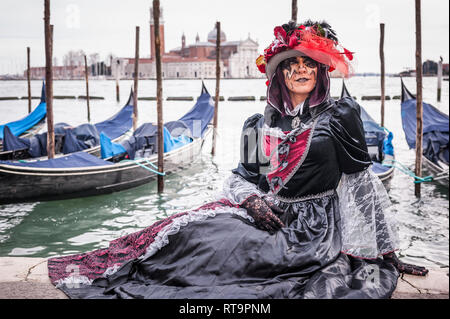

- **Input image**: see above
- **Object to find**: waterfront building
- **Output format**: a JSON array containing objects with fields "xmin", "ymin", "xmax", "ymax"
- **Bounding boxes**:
[
  {"xmin": 24, "ymin": 65, "xmax": 85, "ymax": 80},
  {"xmin": 111, "ymin": 8, "xmax": 261, "ymax": 79}
]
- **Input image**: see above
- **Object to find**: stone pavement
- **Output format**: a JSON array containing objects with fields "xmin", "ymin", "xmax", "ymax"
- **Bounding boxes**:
[
  {"xmin": 392, "ymin": 268, "xmax": 449, "ymax": 299},
  {"xmin": 0, "ymin": 257, "xmax": 67, "ymax": 299},
  {"xmin": 0, "ymin": 257, "xmax": 448, "ymax": 299}
]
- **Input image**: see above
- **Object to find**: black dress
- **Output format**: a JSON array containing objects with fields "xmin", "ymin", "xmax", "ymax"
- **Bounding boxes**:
[{"xmin": 47, "ymin": 96, "xmax": 400, "ymax": 299}]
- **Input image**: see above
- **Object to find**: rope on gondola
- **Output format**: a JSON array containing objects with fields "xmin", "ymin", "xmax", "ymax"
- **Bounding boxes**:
[
  {"xmin": 382, "ymin": 158, "xmax": 434, "ymax": 184},
  {"xmin": 120, "ymin": 158, "xmax": 166, "ymax": 176},
  {"xmin": 379, "ymin": 127, "xmax": 449, "ymax": 183}
]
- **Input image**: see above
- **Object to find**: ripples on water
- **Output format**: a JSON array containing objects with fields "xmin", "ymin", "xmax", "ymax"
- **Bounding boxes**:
[{"xmin": 0, "ymin": 77, "xmax": 448, "ymax": 270}]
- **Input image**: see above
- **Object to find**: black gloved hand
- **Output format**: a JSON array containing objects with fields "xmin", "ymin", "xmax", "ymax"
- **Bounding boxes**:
[
  {"xmin": 241, "ymin": 195, "xmax": 285, "ymax": 233},
  {"xmin": 383, "ymin": 252, "xmax": 429, "ymax": 276},
  {"xmin": 262, "ymin": 195, "xmax": 285, "ymax": 216}
]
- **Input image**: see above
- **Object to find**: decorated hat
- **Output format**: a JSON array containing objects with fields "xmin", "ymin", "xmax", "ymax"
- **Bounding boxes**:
[{"xmin": 256, "ymin": 20, "xmax": 354, "ymax": 79}]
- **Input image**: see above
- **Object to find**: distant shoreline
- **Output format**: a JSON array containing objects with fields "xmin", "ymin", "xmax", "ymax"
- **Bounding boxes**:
[{"xmin": 1, "ymin": 75, "xmax": 447, "ymax": 81}]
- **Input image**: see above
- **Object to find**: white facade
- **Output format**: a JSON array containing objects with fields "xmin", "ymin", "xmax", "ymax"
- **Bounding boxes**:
[
  {"xmin": 164, "ymin": 60, "xmax": 224, "ymax": 79},
  {"xmin": 228, "ymin": 38, "xmax": 262, "ymax": 78},
  {"xmin": 111, "ymin": 58, "xmax": 154, "ymax": 79}
]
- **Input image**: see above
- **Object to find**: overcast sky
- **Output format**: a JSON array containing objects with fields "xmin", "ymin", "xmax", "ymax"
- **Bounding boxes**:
[{"xmin": 0, "ymin": 0, "xmax": 448, "ymax": 75}]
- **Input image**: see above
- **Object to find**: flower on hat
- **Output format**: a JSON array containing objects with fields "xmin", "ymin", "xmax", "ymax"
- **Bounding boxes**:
[
  {"xmin": 256, "ymin": 54, "xmax": 266, "ymax": 73},
  {"xmin": 274, "ymin": 26, "xmax": 287, "ymax": 42},
  {"xmin": 288, "ymin": 36, "xmax": 298, "ymax": 48}
]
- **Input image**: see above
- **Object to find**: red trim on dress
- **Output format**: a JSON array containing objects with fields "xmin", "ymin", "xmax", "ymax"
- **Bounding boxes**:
[
  {"xmin": 48, "ymin": 199, "xmax": 235, "ymax": 284},
  {"xmin": 264, "ymin": 128, "xmax": 312, "ymax": 193}
]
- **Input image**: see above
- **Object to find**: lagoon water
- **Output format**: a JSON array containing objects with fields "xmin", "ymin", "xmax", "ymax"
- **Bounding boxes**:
[{"xmin": 0, "ymin": 77, "xmax": 448, "ymax": 270}]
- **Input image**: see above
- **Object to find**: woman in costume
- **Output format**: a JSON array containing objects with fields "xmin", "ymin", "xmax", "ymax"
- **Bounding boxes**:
[{"xmin": 48, "ymin": 21, "xmax": 428, "ymax": 299}]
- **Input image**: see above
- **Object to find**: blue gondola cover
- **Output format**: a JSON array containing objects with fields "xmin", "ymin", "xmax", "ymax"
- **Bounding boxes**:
[
  {"xmin": 94, "ymin": 104, "xmax": 133, "ymax": 140},
  {"xmin": 177, "ymin": 90, "xmax": 214, "ymax": 138},
  {"xmin": 110, "ymin": 123, "xmax": 192, "ymax": 160},
  {"xmin": 2, "ymin": 125, "xmax": 31, "ymax": 151},
  {"xmin": 163, "ymin": 126, "xmax": 192, "ymax": 153},
  {"xmin": 0, "ymin": 83, "xmax": 46, "ymax": 140},
  {"xmin": 100, "ymin": 132, "xmax": 127, "ymax": 159},
  {"xmin": 383, "ymin": 131, "xmax": 394, "ymax": 156},
  {"xmin": 2, "ymin": 96, "xmax": 133, "ymax": 157},
  {"xmin": 359, "ymin": 105, "xmax": 389, "ymax": 156},
  {"xmin": 401, "ymin": 95, "xmax": 449, "ymax": 164},
  {"xmin": 0, "ymin": 152, "xmax": 112, "ymax": 168}
]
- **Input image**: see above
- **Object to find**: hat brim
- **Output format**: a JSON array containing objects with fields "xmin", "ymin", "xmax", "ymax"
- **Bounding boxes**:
[{"xmin": 266, "ymin": 49, "xmax": 307, "ymax": 79}]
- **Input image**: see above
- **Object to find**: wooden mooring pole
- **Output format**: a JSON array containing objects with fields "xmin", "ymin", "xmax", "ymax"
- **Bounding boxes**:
[
  {"xmin": 27, "ymin": 47, "xmax": 31, "ymax": 113},
  {"xmin": 292, "ymin": 0, "xmax": 298, "ymax": 23},
  {"xmin": 115, "ymin": 60, "xmax": 120, "ymax": 102},
  {"xmin": 414, "ymin": 0, "xmax": 423, "ymax": 197},
  {"xmin": 437, "ymin": 56, "xmax": 442, "ymax": 102},
  {"xmin": 84, "ymin": 55, "xmax": 91, "ymax": 122},
  {"xmin": 133, "ymin": 26, "xmax": 140, "ymax": 131},
  {"xmin": 379, "ymin": 23, "xmax": 385, "ymax": 128},
  {"xmin": 44, "ymin": 0, "xmax": 55, "ymax": 159},
  {"xmin": 153, "ymin": 0, "xmax": 164, "ymax": 193},
  {"xmin": 211, "ymin": 21, "xmax": 221, "ymax": 156}
]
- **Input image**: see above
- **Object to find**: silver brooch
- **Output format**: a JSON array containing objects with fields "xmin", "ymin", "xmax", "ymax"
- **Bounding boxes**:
[{"xmin": 291, "ymin": 116, "xmax": 300, "ymax": 129}]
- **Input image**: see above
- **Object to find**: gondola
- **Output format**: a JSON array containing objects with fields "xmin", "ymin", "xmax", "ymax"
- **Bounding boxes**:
[
  {"xmin": 340, "ymin": 82, "xmax": 395, "ymax": 186},
  {"xmin": 0, "ymin": 89, "xmax": 134, "ymax": 161},
  {"xmin": 400, "ymin": 79, "xmax": 449, "ymax": 187},
  {"xmin": 0, "ymin": 82, "xmax": 47, "ymax": 151},
  {"xmin": 0, "ymin": 83, "xmax": 214, "ymax": 204}
]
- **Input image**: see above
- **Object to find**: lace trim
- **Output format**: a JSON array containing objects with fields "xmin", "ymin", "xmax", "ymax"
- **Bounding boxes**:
[
  {"xmin": 221, "ymin": 174, "xmax": 265, "ymax": 205},
  {"xmin": 103, "ymin": 264, "xmax": 122, "ymax": 277},
  {"xmin": 274, "ymin": 189, "xmax": 335, "ymax": 203},
  {"xmin": 285, "ymin": 101, "xmax": 306, "ymax": 117},
  {"xmin": 55, "ymin": 274, "xmax": 93, "ymax": 289},
  {"xmin": 337, "ymin": 168, "xmax": 400, "ymax": 259},
  {"xmin": 54, "ymin": 263, "xmax": 124, "ymax": 288}
]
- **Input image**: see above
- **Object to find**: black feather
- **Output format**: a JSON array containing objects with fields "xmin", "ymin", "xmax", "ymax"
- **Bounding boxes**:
[
  {"xmin": 299, "ymin": 19, "xmax": 339, "ymax": 42},
  {"xmin": 282, "ymin": 21, "xmax": 299, "ymax": 36}
]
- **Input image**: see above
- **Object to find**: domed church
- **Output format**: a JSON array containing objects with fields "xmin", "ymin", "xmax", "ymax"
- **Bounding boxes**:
[
  {"xmin": 207, "ymin": 24, "xmax": 227, "ymax": 43},
  {"xmin": 112, "ymin": 10, "xmax": 261, "ymax": 79}
]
